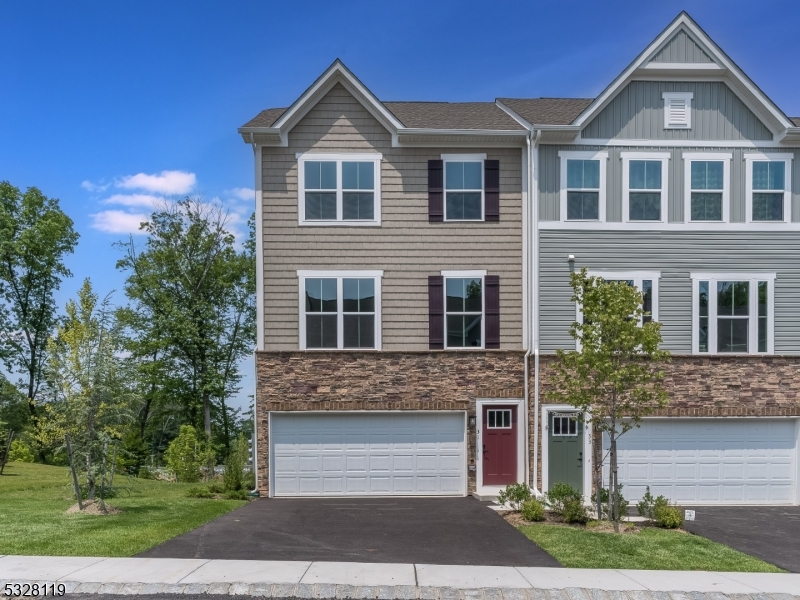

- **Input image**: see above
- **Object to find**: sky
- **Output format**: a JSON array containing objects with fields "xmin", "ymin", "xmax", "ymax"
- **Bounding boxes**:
[{"xmin": 2, "ymin": 0, "xmax": 799, "ymax": 411}]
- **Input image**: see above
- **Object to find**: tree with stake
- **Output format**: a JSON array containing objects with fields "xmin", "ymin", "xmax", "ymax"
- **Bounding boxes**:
[{"xmin": 546, "ymin": 269, "xmax": 670, "ymax": 532}]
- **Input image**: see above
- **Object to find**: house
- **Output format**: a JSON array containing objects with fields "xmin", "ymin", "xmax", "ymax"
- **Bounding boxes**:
[{"xmin": 239, "ymin": 12, "xmax": 800, "ymax": 505}]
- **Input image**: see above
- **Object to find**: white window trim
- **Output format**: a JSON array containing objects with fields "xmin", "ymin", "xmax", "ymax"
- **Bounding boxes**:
[
  {"xmin": 682, "ymin": 152, "xmax": 732, "ymax": 224},
  {"xmin": 662, "ymin": 92, "xmax": 693, "ymax": 129},
  {"xmin": 744, "ymin": 153, "xmax": 793, "ymax": 224},
  {"xmin": 690, "ymin": 271, "xmax": 776, "ymax": 356},
  {"xmin": 575, "ymin": 270, "xmax": 661, "ymax": 350},
  {"xmin": 558, "ymin": 151, "xmax": 608, "ymax": 222},
  {"xmin": 297, "ymin": 269, "xmax": 384, "ymax": 351},
  {"xmin": 297, "ymin": 152, "xmax": 382, "ymax": 226},
  {"xmin": 441, "ymin": 270, "xmax": 486, "ymax": 350},
  {"xmin": 621, "ymin": 152, "xmax": 669, "ymax": 223},
  {"xmin": 442, "ymin": 153, "xmax": 487, "ymax": 222}
]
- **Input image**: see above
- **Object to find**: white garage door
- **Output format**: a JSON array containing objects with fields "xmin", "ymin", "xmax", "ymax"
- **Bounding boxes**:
[
  {"xmin": 270, "ymin": 412, "xmax": 466, "ymax": 497},
  {"xmin": 606, "ymin": 419, "xmax": 797, "ymax": 505}
]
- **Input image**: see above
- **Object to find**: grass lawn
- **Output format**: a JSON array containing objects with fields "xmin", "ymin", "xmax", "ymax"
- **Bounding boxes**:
[
  {"xmin": 0, "ymin": 462, "xmax": 247, "ymax": 557},
  {"xmin": 518, "ymin": 523, "xmax": 784, "ymax": 572}
]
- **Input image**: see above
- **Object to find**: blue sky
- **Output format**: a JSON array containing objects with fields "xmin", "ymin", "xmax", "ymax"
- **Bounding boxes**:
[{"xmin": 2, "ymin": 0, "xmax": 799, "ymax": 411}]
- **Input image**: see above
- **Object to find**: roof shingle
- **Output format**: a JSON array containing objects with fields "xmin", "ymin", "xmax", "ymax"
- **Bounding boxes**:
[
  {"xmin": 497, "ymin": 98, "xmax": 594, "ymax": 126},
  {"xmin": 383, "ymin": 102, "xmax": 525, "ymax": 130},
  {"xmin": 241, "ymin": 108, "xmax": 287, "ymax": 128}
]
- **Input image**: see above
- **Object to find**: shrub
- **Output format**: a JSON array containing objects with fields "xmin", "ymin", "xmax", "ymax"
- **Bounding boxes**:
[
  {"xmin": 137, "ymin": 466, "xmax": 156, "ymax": 480},
  {"xmin": 636, "ymin": 486, "xmax": 656, "ymax": 520},
  {"xmin": 591, "ymin": 485, "xmax": 629, "ymax": 519},
  {"xmin": 243, "ymin": 469, "xmax": 256, "ymax": 491},
  {"xmin": 224, "ymin": 488, "xmax": 249, "ymax": 500},
  {"xmin": 164, "ymin": 425, "xmax": 216, "ymax": 483},
  {"xmin": 652, "ymin": 496, "xmax": 683, "ymax": 528},
  {"xmin": 546, "ymin": 481, "xmax": 582, "ymax": 514},
  {"xmin": 520, "ymin": 498, "xmax": 545, "ymax": 522},
  {"xmin": 8, "ymin": 439, "xmax": 35, "ymax": 462},
  {"xmin": 497, "ymin": 483, "xmax": 532, "ymax": 510},
  {"xmin": 186, "ymin": 486, "xmax": 213, "ymax": 499},
  {"xmin": 208, "ymin": 482, "xmax": 225, "ymax": 494},
  {"xmin": 563, "ymin": 498, "xmax": 589, "ymax": 524},
  {"xmin": 223, "ymin": 434, "xmax": 250, "ymax": 491}
]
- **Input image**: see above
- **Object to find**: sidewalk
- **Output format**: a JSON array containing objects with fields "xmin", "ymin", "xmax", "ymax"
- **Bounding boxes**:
[{"xmin": 1, "ymin": 556, "xmax": 798, "ymax": 599}]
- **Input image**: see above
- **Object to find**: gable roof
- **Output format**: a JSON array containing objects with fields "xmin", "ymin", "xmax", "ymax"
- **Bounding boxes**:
[
  {"xmin": 241, "ymin": 108, "xmax": 286, "ymax": 128},
  {"xmin": 383, "ymin": 102, "xmax": 524, "ymax": 130},
  {"xmin": 496, "ymin": 98, "xmax": 593, "ymax": 127}
]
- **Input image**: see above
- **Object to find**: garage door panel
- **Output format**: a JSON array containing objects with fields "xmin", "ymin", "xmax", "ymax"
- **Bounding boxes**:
[{"xmin": 271, "ymin": 412, "xmax": 466, "ymax": 496}]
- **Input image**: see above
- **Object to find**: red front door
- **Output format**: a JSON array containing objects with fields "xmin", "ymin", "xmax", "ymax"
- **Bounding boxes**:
[{"xmin": 482, "ymin": 405, "xmax": 518, "ymax": 486}]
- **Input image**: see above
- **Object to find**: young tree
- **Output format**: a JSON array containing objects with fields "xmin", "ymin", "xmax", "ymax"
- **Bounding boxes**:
[
  {"xmin": 546, "ymin": 269, "xmax": 670, "ymax": 532},
  {"xmin": 0, "ymin": 182, "xmax": 79, "ymax": 422}
]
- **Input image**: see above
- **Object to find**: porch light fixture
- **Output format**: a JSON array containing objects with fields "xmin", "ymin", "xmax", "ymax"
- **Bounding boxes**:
[
  {"xmin": 568, "ymin": 255, "xmax": 576, "ymax": 272},
  {"xmin": 468, "ymin": 416, "xmax": 476, "ymax": 427}
]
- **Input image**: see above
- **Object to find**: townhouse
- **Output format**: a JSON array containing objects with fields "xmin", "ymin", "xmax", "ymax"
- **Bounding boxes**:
[{"xmin": 240, "ymin": 12, "xmax": 800, "ymax": 505}]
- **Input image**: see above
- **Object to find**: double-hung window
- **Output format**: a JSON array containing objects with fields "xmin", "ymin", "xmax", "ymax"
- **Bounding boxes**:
[
  {"xmin": 298, "ymin": 270, "xmax": 383, "ymax": 350},
  {"xmin": 622, "ymin": 153, "xmax": 669, "ymax": 222},
  {"xmin": 745, "ymin": 154, "xmax": 792, "ymax": 223},
  {"xmin": 559, "ymin": 151, "xmax": 607, "ymax": 221},
  {"xmin": 691, "ymin": 272, "xmax": 775, "ymax": 355},
  {"xmin": 444, "ymin": 155, "xmax": 484, "ymax": 220},
  {"xmin": 298, "ymin": 153, "xmax": 382, "ymax": 225},
  {"xmin": 444, "ymin": 272, "xmax": 484, "ymax": 348},
  {"xmin": 683, "ymin": 153, "xmax": 731, "ymax": 223}
]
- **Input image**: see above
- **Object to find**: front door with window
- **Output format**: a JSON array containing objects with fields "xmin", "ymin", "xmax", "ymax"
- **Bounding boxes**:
[
  {"xmin": 482, "ymin": 405, "xmax": 517, "ymax": 486},
  {"xmin": 547, "ymin": 412, "xmax": 584, "ymax": 493}
]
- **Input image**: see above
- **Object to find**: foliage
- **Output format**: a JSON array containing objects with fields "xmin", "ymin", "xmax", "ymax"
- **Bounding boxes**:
[
  {"xmin": 208, "ymin": 482, "xmax": 225, "ymax": 494},
  {"xmin": 185, "ymin": 486, "xmax": 213, "ymax": 499},
  {"xmin": 636, "ymin": 486, "xmax": 657, "ymax": 520},
  {"xmin": 562, "ymin": 498, "xmax": 589, "ymax": 524},
  {"xmin": 163, "ymin": 425, "xmax": 215, "ymax": 483},
  {"xmin": 653, "ymin": 498, "xmax": 683, "ymax": 529},
  {"xmin": 223, "ymin": 433, "xmax": 250, "ymax": 491},
  {"xmin": 497, "ymin": 483, "xmax": 532, "ymax": 510},
  {"xmin": 591, "ymin": 485, "xmax": 629, "ymax": 519},
  {"xmin": 223, "ymin": 488, "xmax": 249, "ymax": 500},
  {"xmin": 545, "ymin": 482, "xmax": 582, "ymax": 515},
  {"xmin": 520, "ymin": 498, "xmax": 546, "ymax": 522},
  {"xmin": 546, "ymin": 269, "xmax": 670, "ymax": 532},
  {"xmin": 8, "ymin": 439, "xmax": 34, "ymax": 462},
  {"xmin": 0, "ymin": 182, "xmax": 79, "ymax": 420},
  {"xmin": 0, "ymin": 376, "xmax": 30, "ymax": 436},
  {"xmin": 137, "ymin": 466, "xmax": 156, "ymax": 480}
]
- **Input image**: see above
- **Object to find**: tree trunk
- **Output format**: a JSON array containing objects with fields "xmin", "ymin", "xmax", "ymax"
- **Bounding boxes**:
[
  {"xmin": 86, "ymin": 451, "xmax": 95, "ymax": 500},
  {"xmin": 593, "ymin": 423, "xmax": 603, "ymax": 520},
  {"xmin": 611, "ymin": 437, "xmax": 619, "ymax": 533},
  {"xmin": 203, "ymin": 392, "xmax": 212, "ymax": 442},
  {"xmin": 221, "ymin": 396, "xmax": 230, "ymax": 453}
]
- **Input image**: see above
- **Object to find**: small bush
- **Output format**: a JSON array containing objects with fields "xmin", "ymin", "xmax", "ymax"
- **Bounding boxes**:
[
  {"xmin": 653, "ymin": 498, "xmax": 683, "ymax": 528},
  {"xmin": 243, "ymin": 469, "xmax": 256, "ymax": 491},
  {"xmin": 224, "ymin": 489, "xmax": 249, "ymax": 500},
  {"xmin": 137, "ymin": 466, "xmax": 156, "ymax": 480},
  {"xmin": 8, "ymin": 439, "xmax": 35, "ymax": 463},
  {"xmin": 520, "ymin": 498, "xmax": 545, "ymax": 521},
  {"xmin": 208, "ymin": 482, "xmax": 225, "ymax": 494},
  {"xmin": 591, "ymin": 485, "xmax": 629, "ymax": 519},
  {"xmin": 186, "ymin": 486, "xmax": 213, "ymax": 499},
  {"xmin": 497, "ymin": 483, "xmax": 532, "ymax": 510},
  {"xmin": 164, "ymin": 425, "xmax": 216, "ymax": 483},
  {"xmin": 636, "ymin": 486, "xmax": 656, "ymax": 520},
  {"xmin": 546, "ymin": 481, "xmax": 582, "ymax": 514},
  {"xmin": 562, "ymin": 498, "xmax": 589, "ymax": 524},
  {"xmin": 223, "ymin": 434, "xmax": 250, "ymax": 491}
]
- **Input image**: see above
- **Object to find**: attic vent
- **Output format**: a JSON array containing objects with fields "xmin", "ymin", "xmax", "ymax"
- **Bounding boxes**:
[{"xmin": 663, "ymin": 92, "xmax": 693, "ymax": 129}]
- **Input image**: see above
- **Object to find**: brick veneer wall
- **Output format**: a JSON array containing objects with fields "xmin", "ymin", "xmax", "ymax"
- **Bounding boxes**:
[{"xmin": 254, "ymin": 350, "xmax": 526, "ymax": 494}]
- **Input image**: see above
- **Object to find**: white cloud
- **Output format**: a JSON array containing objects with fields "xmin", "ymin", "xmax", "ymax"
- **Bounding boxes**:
[
  {"xmin": 90, "ymin": 210, "xmax": 149, "ymax": 235},
  {"xmin": 116, "ymin": 170, "xmax": 196, "ymax": 195},
  {"xmin": 101, "ymin": 193, "xmax": 164, "ymax": 208},
  {"xmin": 225, "ymin": 187, "xmax": 255, "ymax": 201},
  {"xmin": 81, "ymin": 180, "xmax": 110, "ymax": 193}
]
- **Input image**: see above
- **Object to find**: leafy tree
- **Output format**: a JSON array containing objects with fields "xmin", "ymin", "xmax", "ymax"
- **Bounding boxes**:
[
  {"xmin": 35, "ymin": 279, "xmax": 137, "ymax": 501},
  {"xmin": 0, "ymin": 375, "xmax": 30, "ymax": 435},
  {"xmin": 222, "ymin": 433, "xmax": 250, "ymax": 491},
  {"xmin": 0, "ymin": 182, "xmax": 79, "ymax": 422},
  {"xmin": 163, "ymin": 424, "xmax": 215, "ymax": 483},
  {"xmin": 546, "ymin": 269, "xmax": 670, "ymax": 532}
]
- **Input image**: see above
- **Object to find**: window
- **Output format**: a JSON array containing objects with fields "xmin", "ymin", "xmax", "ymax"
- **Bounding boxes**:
[
  {"xmin": 662, "ymin": 92, "xmax": 693, "ymax": 129},
  {"xmin": 444, "ymin": 272, "xmax": 484, "ymax": 348},
  {"xmin": 559, "ymin": 151, "xmax": 608, "ymax": 222},
  {"xmin": 486, "ymin": 409, "xmax": 512, "ymax": 429},
  {"xmin": 622, "ymin": 153, "xmax": 669, "ymax": 222},
  {"xmin": 551, "ymin": 414, "xmax": 579, "ymax": 437},
  {"xmin": 443, "ymin": 154, "xmax": 484, "ymax": 221},
  {"xmin": 745, "ymin": 154, "xmax": 793, "ymax": 223},
  {"xmin": 298, "ymin": 153, "xmax": 382, "ymax": 224},
  {"xmin": 683, "ymin": 153, "xmax": 731, "ymax": 223},
  {"xmin": 691, "ymin": 272, "xmax": 775, "ymax": 355},
  {"xmin": 298, "ymin": 270, "xmax": 383, "ymax": 350}
]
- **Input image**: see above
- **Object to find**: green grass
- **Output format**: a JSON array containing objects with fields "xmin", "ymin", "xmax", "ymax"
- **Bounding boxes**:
[
  {"xmin": 0, "ymin": 462, "xmax": 247, "ymax": 556},
  {"xmin": 518, "ymin": 523, "xmax": 784, "ymax": 572}
]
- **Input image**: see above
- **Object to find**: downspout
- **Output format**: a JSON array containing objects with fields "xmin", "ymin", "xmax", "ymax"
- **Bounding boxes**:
[
  {"xmin": 522, "ymin": 135, "xmax": 531, "ymax": 490},
  {"xmin": 250, "ymin": 132, "xmax": 261, "ymax": 496},
  {"xmin": 531, "ymin": 129, "xmax": 542, "ymax": 494}
]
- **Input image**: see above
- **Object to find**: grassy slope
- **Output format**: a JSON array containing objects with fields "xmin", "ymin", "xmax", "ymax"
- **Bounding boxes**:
[
  {"xmin": 0, "ymin": 462, "xmax": 246, "ymax": 556},
  {"xmin": 519, "ymin": 523, "xmax": 784, "ymax": 572}
]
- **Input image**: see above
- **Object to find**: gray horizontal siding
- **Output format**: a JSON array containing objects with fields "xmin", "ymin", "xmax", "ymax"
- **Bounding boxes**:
[
  {"xmin": 539, "ymin": 230, "xmax": 800, "ymax": 355},
  {"xmin": 581, "ymin": 81, "xmax": 773, "ymax": 141},
  {"xmin": 538, "ymin": 144, "xmax": 800, "ymax": 223},
  {"xmin": 650, "ymin": 30, "xmax": 713, "ymax": 63}
]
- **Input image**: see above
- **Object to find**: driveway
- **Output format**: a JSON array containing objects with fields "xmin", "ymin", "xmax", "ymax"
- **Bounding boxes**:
[
  {"xmin": 683, "ymin": 505, "xmax": 800, "ymax": 572},
  {"xmin": 139, "ymin": 497, "xmax": 560, "ymax": 566}
]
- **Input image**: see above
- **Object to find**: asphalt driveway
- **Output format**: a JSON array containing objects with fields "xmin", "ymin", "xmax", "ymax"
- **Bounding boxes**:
[
  {"xmin": 683, "ymin": 505, "xmax": 800, "ymax": 572},
  {"xmin": 139, "ymin": 497, "xmax": 560, "ymax": 566}
]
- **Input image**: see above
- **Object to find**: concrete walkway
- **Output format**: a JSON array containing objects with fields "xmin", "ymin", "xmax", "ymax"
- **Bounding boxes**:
[{"xmin": 1, "ymin": 556, "xmax": 799, "ymax": 598}]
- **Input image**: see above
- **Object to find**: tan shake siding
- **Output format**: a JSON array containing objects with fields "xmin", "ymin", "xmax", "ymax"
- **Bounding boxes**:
[{"xmin": 261, "ymin": 83, "xmax": 523, "ymax": 351}]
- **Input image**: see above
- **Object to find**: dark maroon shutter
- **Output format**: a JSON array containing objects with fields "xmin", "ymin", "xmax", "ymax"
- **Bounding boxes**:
[
  {"xmin": 484, "ymin": 275, "xmax": 500, "ymax": 349},
  {"xmin": 484, "ymin": 159, "xmax": 500, "ymax": 222},
  {"xmin": 428, "ymin": 160, "xmax": 444, "ymax": 222},
  {"xmin": 428, "ymin": 275, "xmax": 444, "ymax": 349}
]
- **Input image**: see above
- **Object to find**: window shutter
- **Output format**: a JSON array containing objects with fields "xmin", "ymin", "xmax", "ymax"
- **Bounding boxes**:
[
  {"xmin": 484, "ymin": 159, "xmax": 500, "ymax": 222},
  {"xmin": 485, "ymin": 275, "xmax": 500, "ymax": 349},
  {"xmin": 428, "ymin": 160, "xmax": 444, "ymax": 222},
  {"xmin": 428, "ymin": 275, "xmax": 444, "ymax": 349}
]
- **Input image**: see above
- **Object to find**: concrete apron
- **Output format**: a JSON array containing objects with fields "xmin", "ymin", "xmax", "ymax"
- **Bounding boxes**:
[{"xmin": 0, "ymin": 556, "xmax": 799, "ymax": 598}]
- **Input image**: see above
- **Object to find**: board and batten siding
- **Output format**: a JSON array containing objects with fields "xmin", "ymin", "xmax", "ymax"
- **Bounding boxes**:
[
  {"xmin": 261, "ymin": 83, "xmax": 523, "ymax": 351},
  {"xmin": 538, "ymin": 144, "xmax": 800, "ymax": 222},
  {"xmin": 581, "ymin": 81, "xmax": 773, "ymax": 141},
  {"xmin": 649, "ymin": 30, "xmax": 713, "ymax": 63},
  {"xmin": 539, "ymin": 230, "xmax": 800, "ymax": 355}
]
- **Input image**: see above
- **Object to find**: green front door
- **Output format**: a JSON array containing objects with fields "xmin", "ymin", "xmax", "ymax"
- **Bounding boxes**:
[{"xmin": 547, "ymin": 412, "xmax": 584, "ymax": 493}]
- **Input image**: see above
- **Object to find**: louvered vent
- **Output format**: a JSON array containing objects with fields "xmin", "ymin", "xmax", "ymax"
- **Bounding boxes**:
[{"xmin": 662, "ymin": 92, "xmax": 693, "ymax": 129}]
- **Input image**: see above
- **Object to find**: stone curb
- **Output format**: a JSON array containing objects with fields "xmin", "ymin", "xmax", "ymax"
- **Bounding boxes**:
[{"xmin": 0, "ymin": 581, "xmax": 798, "ymax": 600}]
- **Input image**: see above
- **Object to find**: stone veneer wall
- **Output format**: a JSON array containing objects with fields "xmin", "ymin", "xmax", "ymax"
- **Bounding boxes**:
[
  {"xmin": 254, "ymin": 350, "xmax": 526, "ymax": 494},
  {"xmin": 531, "ymin": 355, "xmax": 800, "ymax": 490}
]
